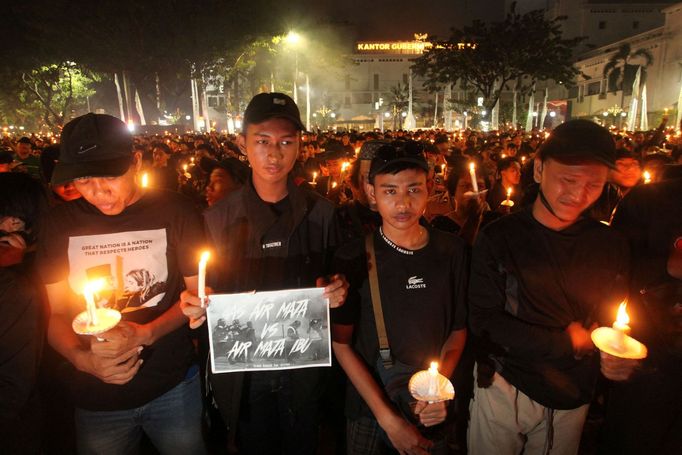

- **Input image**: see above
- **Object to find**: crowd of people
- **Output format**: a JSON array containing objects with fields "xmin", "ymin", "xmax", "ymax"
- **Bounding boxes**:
[{"xmin": 1, "ymin": 91, "xmax": 680, "ymax": 455}]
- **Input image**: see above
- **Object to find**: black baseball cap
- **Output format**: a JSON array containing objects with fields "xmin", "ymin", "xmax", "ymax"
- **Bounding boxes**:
[
  {"xmin": 369, "ymin": 142, "xmax": 428, "ymax": 181},
  {"xmin": 243, "ymin": 92, "xmax": 305, "ymax": 131},
  {"xmin": 538, "ymin": 119, "xmax": 616, "ymax": 169},
  {"xmin": 52, "ymin": 113, "xmax": 133, "ymax": 184}
]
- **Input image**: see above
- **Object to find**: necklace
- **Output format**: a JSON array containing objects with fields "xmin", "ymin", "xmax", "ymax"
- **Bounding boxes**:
[{"xmin": 379, "ymin": 226, "xmax": 427, "ymax": 255}]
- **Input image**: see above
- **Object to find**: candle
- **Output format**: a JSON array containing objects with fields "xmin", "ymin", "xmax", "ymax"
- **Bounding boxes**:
[
  {"xmin": 469, "ymin": 162, "xmax": 479, "ymax": 193},
  {"xmin": 198, "ymin": 251, "xmax": 210, "ymax": 307},
  {"xmin": 506, "ymin": 187, "xmax": 512, "ymax": 203},
  {"xmin": 643, "ymin": 171, "xmax": 652, "ymax": 184},
  {"xmin": 521, "ymin": 156, "xmax": 526, "ymax": 165},
  {"xmin": 428, "ymin": 361, "xmax": 439, "ymax": 397},
  {"xmin": 182, "ymin": 164, "xmax": 188, "ymax": 172},
  {"xmin": 332, "ymin": 181, "xmax": 338, "ymax": 189},
  {"xmin": 341, "ymin": 161, "xmax": 350, "ymax": 174},
  {"xmin": 441, "ymin": 163, "xmax": 446, "ymax": 175},
  {"xmin": 612, "ymin": 301, "xmax": 631, "ymax": 351},
  {"xmin": 311, "ymin": 172, "xmax": 318, "ymax": 186},
  {"xmin": 141, "ymin": 172, "xmax": 149, "ymax": 188},
  {"xmin": 83, "ymin": 279, "xmax": 105, "ymax": 326}
]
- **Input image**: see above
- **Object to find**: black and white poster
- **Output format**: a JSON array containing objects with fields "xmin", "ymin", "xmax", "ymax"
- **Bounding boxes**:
[
  {"xmin": 206, "ymin": 288, "xmax": 331, "ymax": 373},
  {"xmin": 67, "ymin": 229, "xmax": 168, "ymax": 313}
]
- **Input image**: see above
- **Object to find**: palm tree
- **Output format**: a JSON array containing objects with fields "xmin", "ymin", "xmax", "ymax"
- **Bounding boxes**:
[{"xmin": 602, "ymin": 43, "xmax": 653, "ymax": 109}]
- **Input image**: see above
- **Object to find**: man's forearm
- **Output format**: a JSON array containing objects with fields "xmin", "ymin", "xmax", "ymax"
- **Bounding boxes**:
[
  {"xmin": 440, "ymin": 329, "xmax": 467, "ymax": 378},
  {"xmin": 142, "ymin": 301, "xmax": 188, "ymax": 345},
  {"xmin": 332, "ymin": 341, "xmax": 397, "ymax": 426}
]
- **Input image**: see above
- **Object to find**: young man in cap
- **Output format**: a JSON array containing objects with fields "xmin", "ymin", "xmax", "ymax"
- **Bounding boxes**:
[
  {"xmin": 38, "ymin": 113, "xmax": 206, "ymax": 454},
  {"xmin": 180, "ymin": 93, "xmax": 348, "ymax": 454},
  {"xmin": 467, "ymin": 120, "xmax": 637, "ymax": 455},
  {"xmin": 332, "ymin": 143, "xmax": 468, "ymax": 454}
]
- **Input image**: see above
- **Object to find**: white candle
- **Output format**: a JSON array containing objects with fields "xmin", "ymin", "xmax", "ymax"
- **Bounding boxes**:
[
  {"xmin": 83, "ymin": 280, "xmax": 101, "ymax": 326},
  {"xmin": 469, "ymin": 163, "xmax": 479, "ymax": 193},
  {"xmin": 198, "ymin": 251, "xmax": 210, "ymax": 307},
  {"xmin": 428, "ymin": 361, "xmax": 439, "ymax": 397},
  {"xmin": 612, "ymin": 302, "xmax": 631, "ymax": 351}
]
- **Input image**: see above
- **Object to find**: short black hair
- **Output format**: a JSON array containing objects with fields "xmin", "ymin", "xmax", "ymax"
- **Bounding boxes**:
[{"xmin": 369, "ymin": 161, "xmax": 427, "ymax": 185}]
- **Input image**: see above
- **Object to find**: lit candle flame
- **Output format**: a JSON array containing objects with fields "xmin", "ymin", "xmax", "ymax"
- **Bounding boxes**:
[
  {"xmin": 643, "ymin": 171, "xmax": 651, "ymax": 184},
  {"xmin": 341, "ymin": 161, "xmax": 350, "ymax": 173},
  {"xmin": 429, "ymin": 361, "xmax": 439, "ymax": 377},
  {"xmin": 616, "ymin": 301, "xmax": 630, "ymax": 327},
  {"xmin": 141, "ymin": 172, "xmax": 149, "ymax": 188},
  {"xmin": 332, "ymin": 181, "xmax": 338, "ymax": 189},
  {"xmin": 182, "ymin": 164, "xmax": 188, "ymax": 172},
  {"xmin": 507, "ymin": 187, "xmax": 512, "ymax": 198},
  {"xmin": 83, "ymin": 278, "xmax": 106, "ymax": 326}
]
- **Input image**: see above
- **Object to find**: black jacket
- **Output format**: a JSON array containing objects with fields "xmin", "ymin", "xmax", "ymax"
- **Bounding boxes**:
[
  {"xmin": 469, "ymin": 208, "xmax": 630, "ymax": 409},
  {"xmin": 202, "ymin": 176, "xmax": 339, "ymax": 435}
]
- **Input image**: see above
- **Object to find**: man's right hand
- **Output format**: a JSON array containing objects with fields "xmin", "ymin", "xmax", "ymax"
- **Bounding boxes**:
[
  {"xmin": 179, "ymin": 287, "xmax": 212, "ymax": 329},
  {"xmin": 381, "ymin": 413, "xmax": 433, "ymax": 455},
  {"xmin": 77, "ymin": 346, "xmax": 143, "ymax": 385},
  {"xmin": 566, "ymin": 321, "xmax": 596, "ymax": 358}
]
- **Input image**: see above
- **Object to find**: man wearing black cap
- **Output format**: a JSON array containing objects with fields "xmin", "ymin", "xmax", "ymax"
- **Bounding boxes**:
[
  {"xmin": 332, "ymin": 144, "xmax": 468, "ymax": 454},
  {"xmin": 468, "ymin": 120, "xmax": 636, "ymax": 454},
  {"xmin": 180, "ymin": 93, "xmax": 348, "ymax": 454},
  {"xmin": 37, "ymin": 113, "xmax": 207, "ymax": 454}
]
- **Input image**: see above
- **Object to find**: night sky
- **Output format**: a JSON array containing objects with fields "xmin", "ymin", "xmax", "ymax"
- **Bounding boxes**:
[{"xmin": 289, "ymin": 0, "xmax": 507, "ymax": 41}]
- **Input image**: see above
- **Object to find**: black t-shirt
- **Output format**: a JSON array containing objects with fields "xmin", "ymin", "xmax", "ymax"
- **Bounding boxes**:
[
  {"xmin": 332, "ymin": 227, "xmax": 469, "ymax": 418},
  {"xmin": 469, "ymin": 208, "xmax": 630, "ymax": 409},
  {"xmin": 37, "ymin": 189, "xmax": 205, "ymax": 411}
]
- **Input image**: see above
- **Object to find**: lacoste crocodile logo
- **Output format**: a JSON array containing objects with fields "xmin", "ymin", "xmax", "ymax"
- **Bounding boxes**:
[{"xmin": 406, "ymin": 276, "xmax": 426, "ymax": 289}]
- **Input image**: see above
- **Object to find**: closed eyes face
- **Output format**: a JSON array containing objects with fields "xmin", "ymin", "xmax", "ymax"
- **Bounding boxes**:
[{"xmin": 535, "ymin": 158, "xmax": 608, "ymax": 222}]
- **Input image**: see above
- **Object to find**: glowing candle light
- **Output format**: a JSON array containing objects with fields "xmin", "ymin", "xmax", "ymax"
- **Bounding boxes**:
[
  {"xmin": 469, "ymin": 162, "xmax": 479, "ymax": 193},
  {"xmin": 612, "ymin": 301, "xmax": 631, "ymax": 351},
  {"xmin": 311, "ymin": 171, "xmax": 318, "ymax": 186},
  {"xmin": 643, "ymin": 171, "xmax": 652, "ymax": 184},
  {"xmin": 428, "ymin": 361, "xmax": 439, "ymax": 397},
  {"xmin": 141, "ymin": 172, "xmax": 149, "ymax": 188},
  {"xmin": 441, "ymin": 163, "xmax": 446, "ymax": 175},
  {"xmin": 341, "ymin": 161, "xmax": 350, "ymax": 174},
  {"xmin": 198, "ymin": 251, "xmax": 210, "ymax": 308},
  {"xmin": 182, "ymin": 164, "xmax": 188, "ymax": 172},
  {"xmin": 83, "ymin": 279, "xmax": 105, "ymax": 326},
  {"xmin": 521, "ymin": 156, "xmax": 526, "ymax": 165}
]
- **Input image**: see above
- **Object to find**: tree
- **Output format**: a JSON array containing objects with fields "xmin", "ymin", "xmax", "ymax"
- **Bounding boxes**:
[
  {"xmin": 412, "ymin": 3, "xmax": 583, "ymax": 113},
  {"xmin": 602, "ymin": 43, "xmax": 653, "ymax": 108},
  {"xmin": 387, "ymin": 83, "xmax": 409, "ymax": 129}
]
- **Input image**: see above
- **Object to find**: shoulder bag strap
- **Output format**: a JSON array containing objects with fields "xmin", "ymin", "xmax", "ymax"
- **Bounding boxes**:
[{"xmin": 365, "ymin": 233, "xmax": 393, "ymax": 368}]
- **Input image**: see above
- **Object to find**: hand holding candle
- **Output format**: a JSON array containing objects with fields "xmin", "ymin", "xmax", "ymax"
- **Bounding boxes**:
[
  {"xmin": 409, "ymin": 360, "xmax": 455, "ymax": 403},
  {"xmin": 591, "ymin": 301, "xmax": 647, "ymax": 360},
  {"xmin": 73, "ymin": 278, "xmax": 121, "ymax": 337}
]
